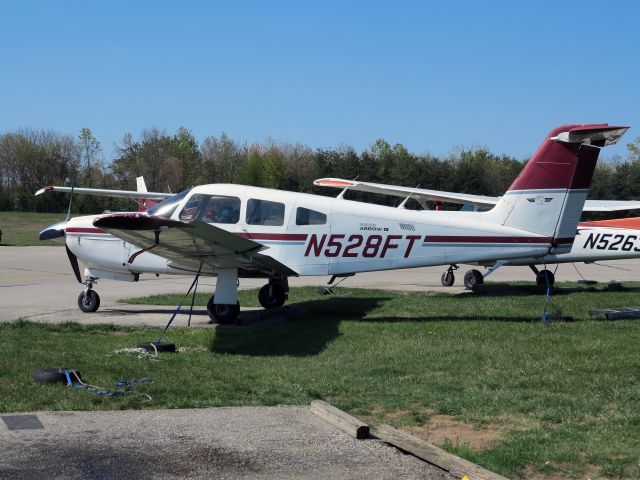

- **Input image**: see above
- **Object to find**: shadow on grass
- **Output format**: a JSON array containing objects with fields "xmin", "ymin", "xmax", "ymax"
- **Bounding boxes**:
[
  {"xmin": 459, "ymin": 283, "xmax": 639, "ymax": 297},
  {"xmin": 211, "ymin": 296, "xmax": 388, "ymax": 357}
]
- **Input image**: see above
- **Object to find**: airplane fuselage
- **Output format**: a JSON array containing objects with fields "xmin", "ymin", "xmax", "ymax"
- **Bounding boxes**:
[{"xmin": 64, "ymin": 184, "xmax": 559, "ymax": 281}]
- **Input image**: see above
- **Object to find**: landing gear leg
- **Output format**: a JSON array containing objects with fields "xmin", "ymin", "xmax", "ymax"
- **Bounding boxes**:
[
  {"xmin": 207, "ymin": 268, "xmax": 240, "ymax": 324},
  {"xmin": 440, "ymin": 265, "xmax": 458, "ymax": 287},
  {"xmin": 77, "ymin": 277, "xmax": 100, "ymax": 312},
  {"xmin": 258, "ymin": 277, "xmax": 288, "ymax": 309}
]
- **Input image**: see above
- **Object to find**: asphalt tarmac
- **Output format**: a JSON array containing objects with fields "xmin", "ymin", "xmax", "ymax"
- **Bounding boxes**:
[
  {"xmin": 0, "ymin": 407, "xmax": 453, "ymax": 480},
  {"xmin": 0, "ymin": 246, "xmax": 637, "ymax": 324}
]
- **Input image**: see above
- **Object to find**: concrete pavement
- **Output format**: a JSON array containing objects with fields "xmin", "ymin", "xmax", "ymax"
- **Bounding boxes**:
[{"xmin": 1, "ymin": 246, "xmax": 638, "ymax": 323}]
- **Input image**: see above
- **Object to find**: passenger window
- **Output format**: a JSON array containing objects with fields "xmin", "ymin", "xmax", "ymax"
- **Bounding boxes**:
[
  {"xmin": 179, "ymin": 194, "xmax": 240, "ymax": 224},
  {"xmin": 246, "ymin": 199, "xmax": 285, "ymax": 226},
  {"xmin": 296, "ymin": 207, "xmax": 327, "ymax": 225}
]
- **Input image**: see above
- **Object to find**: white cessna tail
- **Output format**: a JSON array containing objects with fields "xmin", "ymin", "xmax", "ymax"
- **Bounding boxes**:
[{"xmin": 37, "ymin": 124, "xmax": 628, "ymax": 323}]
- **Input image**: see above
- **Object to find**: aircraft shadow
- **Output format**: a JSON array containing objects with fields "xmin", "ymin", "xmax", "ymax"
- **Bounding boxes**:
[
  {"xmin": 211, "ymin": 296, "xmax": 388, "ymax": 357},
  {"xmin": 459, "ymin": 284, "xmax": 640, "ymax": 297}
]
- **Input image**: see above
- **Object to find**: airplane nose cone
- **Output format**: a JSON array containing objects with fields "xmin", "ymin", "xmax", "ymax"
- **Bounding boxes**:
[{"xmin": 39, "ymin": 220, "xmax": 68, "ymax": 241}]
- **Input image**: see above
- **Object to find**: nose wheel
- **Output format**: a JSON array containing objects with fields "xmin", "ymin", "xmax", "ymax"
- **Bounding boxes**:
[{"xmin": 78, "ymin": 290, "xmax": 100, "ymax": 312}]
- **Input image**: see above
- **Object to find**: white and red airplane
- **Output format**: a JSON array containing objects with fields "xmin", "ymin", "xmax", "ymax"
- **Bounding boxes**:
[
  {"xmin": 37, "ymin": 124, "xmax": 628, "ymax": 322},
  {"xmin": 315, "ymin": 176, "xmax": 640, "ymax": 289}
]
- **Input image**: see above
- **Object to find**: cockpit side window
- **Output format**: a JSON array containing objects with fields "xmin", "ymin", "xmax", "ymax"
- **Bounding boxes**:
[
  {"xmin": 178, "ymin": 194, "xmax": 241, "ymax": 224},
  {"xmin": 296, "ymin": 207, "xmax": 327, "ymax": 225},
  {"xmin": 246, "ymin": 199, "xmax": 285, "ymax": 226}
]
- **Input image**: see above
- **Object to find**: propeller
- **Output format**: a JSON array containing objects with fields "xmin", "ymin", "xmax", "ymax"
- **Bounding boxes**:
[
  {"xmin": 38, "ymin": 179, "xmax": 74, "ymax": 241},
  {"xmin": 38, "ymin": 175, "xmax": 83, "ymax": 284}
]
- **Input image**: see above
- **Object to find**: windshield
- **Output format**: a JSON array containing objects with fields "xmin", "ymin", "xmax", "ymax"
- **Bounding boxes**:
[{"xmin": 146, "ymin": 189, "xmax": 190, "ymax": 218}]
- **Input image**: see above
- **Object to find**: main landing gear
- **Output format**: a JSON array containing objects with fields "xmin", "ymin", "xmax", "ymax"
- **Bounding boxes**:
[
  {"xmin": 530, "ymin": 265, "xmax": 555, "ymax": 287},
  {"xmin": 78, "ymin": 277, "xmax": 100, "ymax": 312},
  {"xmin": 463, "ymin": 269, "xmax": 484, "ymax": 291},
  {"xmin": 205, "ymin": 270, "xmax": 289, "ymax": 325},
  {"xmin": 258, "ymin": 282, "xmax": 287, "ymax": 309},
  {"xmin": 440, "ymin": 265, "xmax": 485, "ymax": 291}
]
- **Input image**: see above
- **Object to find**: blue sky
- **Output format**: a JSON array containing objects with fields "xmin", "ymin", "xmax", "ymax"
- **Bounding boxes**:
[{"xmin": 0, "ymin": 0, "xmax": 638, "ymax": 161}]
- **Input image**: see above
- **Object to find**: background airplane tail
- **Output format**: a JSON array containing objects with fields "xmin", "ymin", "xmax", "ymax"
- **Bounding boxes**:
[
  {"xmin": 484, "ymin": 124, "xmax": 629, "ymax": 254},
  {"xmin": 135, "ymin": 176, "xmax": 158, "ymax": 212}
]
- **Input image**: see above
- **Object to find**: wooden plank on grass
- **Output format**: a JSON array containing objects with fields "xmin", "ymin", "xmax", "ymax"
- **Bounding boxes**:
[
  {"xmin": 590, "ymin": 307, "xmax": 640, "ymax": 320},
  {"xmin": 374, "ymin": 424, "xmax": 509, "ymax": 480},
  {"xmin": 310, "ymin": 400, "xmax": 370, "ymax": 439}
]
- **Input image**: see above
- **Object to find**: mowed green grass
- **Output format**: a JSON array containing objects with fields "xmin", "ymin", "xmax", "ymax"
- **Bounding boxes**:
[
  {"xmin": 0, "ymin": 211, "xmax": 65, "ymax": 246},
  {"xmin": 3, "ymin": 285, "xmax": 640, "ymax": 479}
]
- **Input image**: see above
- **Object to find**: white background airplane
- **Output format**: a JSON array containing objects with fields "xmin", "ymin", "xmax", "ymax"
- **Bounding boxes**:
[
  {"xmin": 37, "ymin": 124, "xmax": 628, "ymax": 322},
  {"xmin": 314, "ymin": 169, "xmax": 640, "ymax": 289}
]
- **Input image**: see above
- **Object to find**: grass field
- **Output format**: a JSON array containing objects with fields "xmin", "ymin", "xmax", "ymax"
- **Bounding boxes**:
[
  {"xmin": 3, "ymin": 285, "xmax": 640, "ymax": 478},
  {"xmin": 0, "ymin": 211, "xmax": 65, "ymax": 246}
]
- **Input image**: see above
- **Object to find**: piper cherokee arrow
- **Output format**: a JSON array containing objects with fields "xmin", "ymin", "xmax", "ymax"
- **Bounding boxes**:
[{"xmin": 37, "ymin": 124, "xmax": 628, "ymax": 323}]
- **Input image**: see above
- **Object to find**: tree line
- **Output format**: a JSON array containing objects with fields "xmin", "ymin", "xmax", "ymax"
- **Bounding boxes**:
[{"xmin": 1, "ymin": 127, "xmax": 639, "ymax": 216}]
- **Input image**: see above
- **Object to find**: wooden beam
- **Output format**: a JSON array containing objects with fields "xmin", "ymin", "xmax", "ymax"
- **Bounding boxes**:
[
  {"xmin": 310, "ymin": 400, "xmax": 370, "ymax": 439},
  {"xmin": 374, "ymin": 424, "xmax": 509, "ymax": 480},
  {"xmin": 590, "ymin": 307, "xmax": 640, "ymax": 320}
]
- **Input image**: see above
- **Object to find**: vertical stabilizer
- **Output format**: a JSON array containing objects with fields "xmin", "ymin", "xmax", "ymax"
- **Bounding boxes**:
[{"xmin": 484, "ymin": 124, "xmax": 629, "ymax": 254}]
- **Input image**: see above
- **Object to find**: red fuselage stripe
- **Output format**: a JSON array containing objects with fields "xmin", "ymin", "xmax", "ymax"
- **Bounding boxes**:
[
  {"xmin": 66, "ymin": 227, "xmax": 109, "ymax": 234},
  {"xmin": 235, "ymin": 233, "xmax": 309, "ymax": 241}
]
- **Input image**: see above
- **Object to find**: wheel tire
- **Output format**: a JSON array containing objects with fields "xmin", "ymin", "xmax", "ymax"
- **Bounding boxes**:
[
  {"xmin": 440, "ymin": 271, "xmax": 455, "ymax": 287},
  {"xmin": 463, "ymin": 269, "xmax": 484, "ymax": 291},
  {"xmin": 33, "ymin": 367, "xmax": 81, "ymax": 385},
  {"xmin": 207, "ymin": 297, "xmax": 240, "ymax": 324},
  {"xmin": 536, "ymin": 269, "xmax": 555, "ymax": 287},
  {"xmin": 77, "ymin": 290, "xmax": 100, "ymax": 313},
  {"xmin": 258, "ymin": 284, "xmax": 286, "ymax": 309},
  {"xmin": 137, "ymin": 342, "xmax": 177, "ymax": 353}
]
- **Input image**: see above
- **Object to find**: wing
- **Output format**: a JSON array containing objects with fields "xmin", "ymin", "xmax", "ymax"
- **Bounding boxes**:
[
  {"xmin": 93, "ymin": 213, "xmax": 298, "ymax": 277},
  {"xmin": 583, "ymin": 200, "xmax": 640, "ymax": 212},
  {"xmin": 35, "ymin": 185, "xmax": 172, "ymax": 200},
  {"xmin": 314, "ymin": 178, "xmax": 640, "ymax": 213},
  {"xmin": 313, "ymin": 178, "xmax": 499, "ymax": 208}
]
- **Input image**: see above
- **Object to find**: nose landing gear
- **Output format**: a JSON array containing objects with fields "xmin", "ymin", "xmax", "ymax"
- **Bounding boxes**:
[{"xmin": 78, "ymin": 278, "xmax": 100, "ymax": 312}]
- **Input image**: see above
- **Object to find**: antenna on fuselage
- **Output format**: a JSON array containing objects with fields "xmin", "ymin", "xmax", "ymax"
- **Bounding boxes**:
[{"xmin": 337, "ymin": 175, "xmax": 358, "ymax": 200}]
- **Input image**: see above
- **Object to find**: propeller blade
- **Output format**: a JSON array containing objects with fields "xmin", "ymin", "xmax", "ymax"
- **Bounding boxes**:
[
  {"xmin": 39, "ymin": 220, "xmax": 67, "ymax": 241},
  {"xmin": 65, "ymin": 245, "xmax": 82, "ymax": 284}
]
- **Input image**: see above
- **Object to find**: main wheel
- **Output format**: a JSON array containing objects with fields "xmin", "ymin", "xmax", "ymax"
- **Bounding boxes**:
[
  {"xmin": 536, "ymin": 269, "xmax": 555, "ymax": 287},
  {"xmin": 258, "ymin": 284, "xmax": 286, "ymax": 309},
  {"xmin": 441, "ymin": 271, "xmax": 455, "ymax": 287},
  {"xmin": 77, "ymin": 290, "xmax": 100, "ymax": 313},
  {"xmin": 463, "ymin": 269, "xmax": 484, "ymax": 291},
  {"xmin": 207, "ymin": 297, "xmax": 240, "ymax": 324}
]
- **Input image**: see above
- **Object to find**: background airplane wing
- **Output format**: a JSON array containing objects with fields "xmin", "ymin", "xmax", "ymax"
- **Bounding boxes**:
[
  {"xmin": 35, "ymin": 185, "xmax": 172, "ymax": 200},
  {"xmin": 313, "ymin": 178, "xmax": 499, "ymax": 208},
  {"xmin": 582, "ymin": 200, "xmax": 640, "ymax": 212},
  {"xmin": 93, "ymin": 213, "xmax": 299, "ymax": 276},
  {"xmin": 314, "ymin": 178, "xmax": 640, "ymax": 212}
]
